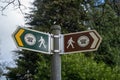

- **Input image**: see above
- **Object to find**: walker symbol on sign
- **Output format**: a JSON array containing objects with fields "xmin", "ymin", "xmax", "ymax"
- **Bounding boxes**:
[
  {"xmin": 63, "ymin": 30, "xmax": 102, "ymax": 54},
  {"xmin": 38, "ymin": 36, "xmax": 46, "ymax": 48},
  {"xmin": 67, "ymin": 37, "xmax": 75, "ymax": 49}
]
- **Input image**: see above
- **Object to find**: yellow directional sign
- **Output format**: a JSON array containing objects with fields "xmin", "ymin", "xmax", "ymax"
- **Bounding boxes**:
[
  {"xmin": 15, "ymin": 28, "xmax": 25, "ymax": 47},
  {"xmin": 12, "ymin": 27, "xmax": 51, "ymax": 54}
]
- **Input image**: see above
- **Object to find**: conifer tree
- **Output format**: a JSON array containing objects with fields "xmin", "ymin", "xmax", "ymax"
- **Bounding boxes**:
[
  {"xmin": 91, "ymin": 2, "xmax": 120, "ymax": 66},
  {"xmin": 7, "ymin": 0, "xmax": 120, "ymax": 79},
  {"xmin": 26, "ymin": 0, "xmax": 87, "ymax": 33},
  {"xmin": 7, "ymin": 50, "xmax": 40, "ymax": 79}
]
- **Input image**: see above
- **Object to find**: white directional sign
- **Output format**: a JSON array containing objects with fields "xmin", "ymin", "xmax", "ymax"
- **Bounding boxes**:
[{"xmin": 61, "ymin": 30, "xmax": 102, "ymax": 54}]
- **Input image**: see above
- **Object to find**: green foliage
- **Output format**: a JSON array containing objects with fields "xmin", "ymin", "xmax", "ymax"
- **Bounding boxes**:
[
  {"xmin": 34, "ymin": 54, "xmax": 51, "ymax": 80},
  {"xmin": 34, "ymin": 53, "xmax": 120, "ymax": 80},
  {"xmin": 7, "ymin": 0, "xmax": 120, "ymax": 80},
  {"xmin": 91, "ymin": 4, "xmax": 120, "ymax": 66},
  {"xmin": 7, "ymin": 50, "xmax": 40, "ymax": 79},
  {"xmin": 6, "ymin": 67, "xmax": 20, "ymax": 80},
  {"xmin": 26, "ymin": 0, "xmax": 87, "ymax": 33},
  {"xmin": 62, "ymin": 53, "xmax": 120, "ymax": 80}
]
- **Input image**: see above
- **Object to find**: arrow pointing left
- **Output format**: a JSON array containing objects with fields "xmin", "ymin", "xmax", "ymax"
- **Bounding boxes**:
[{"xmin": 15, "ymin": 28, "xmax": 25, "ymax": 47}]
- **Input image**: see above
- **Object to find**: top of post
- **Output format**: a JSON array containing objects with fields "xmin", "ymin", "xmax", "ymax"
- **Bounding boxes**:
[
  {"xmin": 51, "ymin": 25, "xmax": 61, "ymax": 31},
  {"xmin": 51, "ymin": 25, "xmax": 61, "ymax": 35}
]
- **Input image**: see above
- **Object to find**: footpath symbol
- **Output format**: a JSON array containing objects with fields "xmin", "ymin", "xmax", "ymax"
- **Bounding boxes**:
[
  {"xmin": 67, "ymin": 37, "xmax": 75, "ymax": 49},
  {"xmin": 13, "ymin": 27, "xmax": 102, "ymax": 55},
  {"xmin": 12, "ymin": 27, "xmax": 50, "ymax": 54},
  {"xmin": 63, "ymin": 30, "xmax": 102, "ymax": 54},
  {"xmin": 38, "ymin": 36, "xmax": 46, "ymax": 48}
]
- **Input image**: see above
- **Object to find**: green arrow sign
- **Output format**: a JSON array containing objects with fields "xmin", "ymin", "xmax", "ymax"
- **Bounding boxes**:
[{"xmin": 13, "ymin": 27, "xmax": 51, "ymax": 54}]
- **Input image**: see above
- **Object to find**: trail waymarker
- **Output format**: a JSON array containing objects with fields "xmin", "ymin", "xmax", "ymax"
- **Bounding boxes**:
[
  {"xmin": 62, "ymin": 30, "xmax": 102, "ymax": 54},
  {"xmin": 12, "ymin": 27, "xmax": 50, "ymax": 54},
  {"xmin": 12, "ymin": 25, "xmax": 102, "ymax": 80}
]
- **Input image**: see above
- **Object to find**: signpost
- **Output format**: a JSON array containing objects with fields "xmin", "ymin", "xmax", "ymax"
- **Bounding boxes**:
[
  {"xmin": 12, "ymin": 27, "xmax": 50, "ymax": 54},
  {"xmin": 12, "ymin": 26, "xmax": 102, "ymax": 80},
  {"xmin": 62, "ymin": 30, "xmax": 102, "ymax": 54},
  {"xmin": 51, "ymin": 25, "xmax": 61, "ymax": 80}
]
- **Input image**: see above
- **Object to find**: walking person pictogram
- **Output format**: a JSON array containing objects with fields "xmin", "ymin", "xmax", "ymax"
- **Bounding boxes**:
[
  {"xmin": 67, "ymin": 37, "xmax": 75, "ymax": 49},
  {"xmin": 38, "ymin": 36, "xmax": 46, "ymax": 48}
]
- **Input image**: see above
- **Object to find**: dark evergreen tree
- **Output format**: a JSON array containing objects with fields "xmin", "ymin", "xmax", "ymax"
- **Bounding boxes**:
[
  {"xmin": 91, "ymin": 2, "xmax": 120, "ymax": 66},
  {"xmin": 7, "ymin": 50, "xmax": 41, "ymax": 79},
  {"xmin": 26, "ymin": 0, "xmax": 88, "ymax": 33},
  {"xmin": 6, "ymin": 0, "xmax": 120, "ymax": 79}
]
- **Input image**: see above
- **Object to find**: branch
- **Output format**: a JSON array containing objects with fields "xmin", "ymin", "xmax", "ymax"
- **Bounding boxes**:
[
  {"xmin": 0, "ymin": 0, "xmax": 16, "ymax": 11},
  {"xmin": 0, "ymin": 0, "xmax": 27, "ymax": 14}
]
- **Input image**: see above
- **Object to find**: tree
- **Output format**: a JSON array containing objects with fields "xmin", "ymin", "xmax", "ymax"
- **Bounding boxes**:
[
  {"xmin": 91, "ymin": 2, "xmax": 120, "ymax": 66},
  {"xmin": 0, "ymin": 0, "xmax": 30, "ymax": 15},
  {"xmin": 26, "ymin": 0, "xmax": 120, "ymax": 79},
  {"xmin": 6, "ymin": 0, "xmax": 120, "ymax": 79},
  {"xmin": 26, "ymin": 0, "xmax": 88, "ymax": 33},
  {"xmin": 0, "ymin": 67, "xmax": 3, "ymax": 77},
  {"xmin": 108, "ymin": 0, "xmax": 120, "ymax": 16},
  {"xmin": 7, "ymin": 50, "xmax": 40, "ymax": 79},
  {"xmin": 61, "ymin": 54, "xmax": 120, "ymax": 80}
]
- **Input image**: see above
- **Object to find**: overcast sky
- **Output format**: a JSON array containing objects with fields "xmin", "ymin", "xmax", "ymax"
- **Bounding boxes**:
[{"xmin": 0, "ymin": 0, "xmax": 33, "ymax": 63}]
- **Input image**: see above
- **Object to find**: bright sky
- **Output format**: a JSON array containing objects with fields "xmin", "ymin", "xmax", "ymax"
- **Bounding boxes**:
[
  {"xmin": 0, "ymin": 0, "xmax": 34, "ymax": 62},
  {"xmin": 0, "ymin": 10, "xmax": 24, "ymax": 61}
]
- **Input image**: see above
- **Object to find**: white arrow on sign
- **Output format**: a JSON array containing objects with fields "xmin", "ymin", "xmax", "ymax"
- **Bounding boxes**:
[{"xmin": 89, "ymin": 31, "xmax": 101, "ymax": 49}]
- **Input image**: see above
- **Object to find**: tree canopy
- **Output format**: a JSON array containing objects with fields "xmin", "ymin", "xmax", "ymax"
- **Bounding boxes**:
[{"xmin": 6, "ymin": 0, "xmax": 120, "ymax": 79}]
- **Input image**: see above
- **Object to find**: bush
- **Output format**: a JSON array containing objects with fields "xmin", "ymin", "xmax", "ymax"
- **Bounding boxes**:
[{"xmin": 62, "ymin": 53, "xmax": 120, "ymax": 80}]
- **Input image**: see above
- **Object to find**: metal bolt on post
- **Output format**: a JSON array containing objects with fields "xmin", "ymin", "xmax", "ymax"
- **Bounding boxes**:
[{"xmin": 51, "ymin": 25, "xmax": 61, "ymax": 80}]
